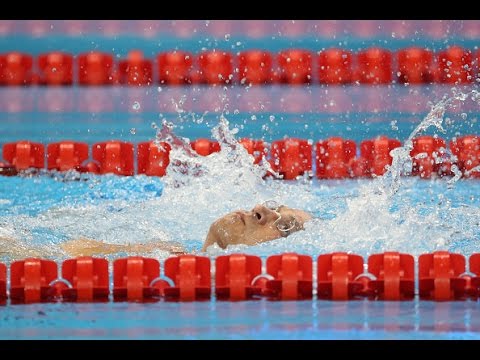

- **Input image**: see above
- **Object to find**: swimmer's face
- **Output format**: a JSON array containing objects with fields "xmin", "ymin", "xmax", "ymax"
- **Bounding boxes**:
[{"xmin": 202, "ymin": 203, "xmax": 312, "ymax": 251}]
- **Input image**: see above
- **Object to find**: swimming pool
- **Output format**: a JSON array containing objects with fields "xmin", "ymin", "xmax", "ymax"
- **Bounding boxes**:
[
  {"xmin": 2, "ymin": 172, "xmax": 480, "ymax": 340},
  {"xmin": 1, "ymin": 20, "xmax": 480, "ymax": 340}
]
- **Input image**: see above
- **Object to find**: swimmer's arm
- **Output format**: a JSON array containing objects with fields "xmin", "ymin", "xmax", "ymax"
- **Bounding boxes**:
[
  {"xmin": 0, "ymin": 236, "xmax": 48, "ymax": 259},
  {"xmin": 61, "ymin": 238, "xmax": 186, "ymax": 257}
]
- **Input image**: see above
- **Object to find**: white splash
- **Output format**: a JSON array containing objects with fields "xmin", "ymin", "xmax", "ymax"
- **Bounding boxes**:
[{"xmin": 382, "ymin": 88, "xmax": 480, "ymax": 195}]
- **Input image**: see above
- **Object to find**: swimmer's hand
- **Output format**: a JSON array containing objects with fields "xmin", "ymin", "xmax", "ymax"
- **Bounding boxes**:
[
  {"xmin": 61, "ymin": 238, "xmax": 186, "ymax": 257},
  {"xmin": 0, "ymin": 236, "xmax": 45, "ymax": 259}
]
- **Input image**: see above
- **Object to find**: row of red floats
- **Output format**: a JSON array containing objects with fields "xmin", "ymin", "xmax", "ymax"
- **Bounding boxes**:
[
  {"xmin": 0, "ymin": 46, "xmax": 479, "ymax": 86},
  {"xmin": 1, "ymin": 135, "xmax": 479, "ymax": 179},
  {"xmin": 1, "ymin": 251, "xmax": 480, "ymax": 304}
]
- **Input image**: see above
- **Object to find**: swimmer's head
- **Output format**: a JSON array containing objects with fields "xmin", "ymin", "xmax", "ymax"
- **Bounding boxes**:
[{"xmin": 202, "ymin": 200, "xmax": 312, "ymax": 251}]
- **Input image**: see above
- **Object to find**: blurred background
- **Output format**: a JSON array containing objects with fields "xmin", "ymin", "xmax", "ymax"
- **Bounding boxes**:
[{"xmin": 0, "ymin": 20, "xmax": 478, "ymax": 144}]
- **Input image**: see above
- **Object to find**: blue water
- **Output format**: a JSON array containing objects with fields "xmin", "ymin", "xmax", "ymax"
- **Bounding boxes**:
[
  {"xmin": 2, "ymin": 301, "xmax": 480, "ymax": 340},
  {"xmin": 1, "ymin": 170, "xmax": 480, "ymax": 339},
  {"xmin": 2, "ymin": 34, "xmax": 479, "ymax": 57},
  {"xmin": 0, "ymin": 85, "xmax": 478, "ymax": 146}
]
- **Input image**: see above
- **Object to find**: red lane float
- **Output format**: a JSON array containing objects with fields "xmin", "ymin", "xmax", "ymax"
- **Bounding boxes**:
[
  {"xmin": 2, "ymin": 141, "xmax": 44, "ymax": 170},
  {"xmin": 47, "ymin": 141, "xmax": 89, "ymax": 171},
  {"xmin": 0, "ymin": 47, "xmax": 478, "ymax": 87},
  {"xmin": 10, "ymin": 258, "xmax": 57, "ymax": 304},
  {"xmin": 0, "ymin": 52, "xmax": 34, "ymax": 85},
  {"xmin": 0, "ymin": 163, "xmax": 17, "ymax": 176},
  {"xmin": 215, "ymin": 254, "xmax": 262, "ymax": 301},
  {"xmin": 411, "ymin": 136, "xmax": 451, "ymax": 178},
  {"xmin": 317, "ymin": 252, "xmax": 365, "ymax": 300},
  {"xmin": 238, "ymin": 50, "xmax": 273, "ymax": 85},
  {"xmin": 191, "ymin": 139, "xmax": 220, "ymax": 156},
  {"xmin": 62, "ymin": 257, "xmax": 109, "ymax": 302},
  {"xmin": 92, "ymin": 141, "xmax": 134, "ymax": 175},
  {"xmin": 113, "ymin": 257, "xmax": 160, "ymax": 302},
  {"xmin": 368, "ymin": 252, "xmax": 415, "ymax": 300},
  {"xmin": 238, "ymin": 138, "xmax": 267, "ymax": 164},
  {"xmin": 356, "ymin": 48, "xmax": 392, "ymax": 84},
  {"xmin": 317, "ymin": 48, "xmax": 353, "ymax": 84},
  {"xmin": 397, "ymin": 47, "xmax": 435, "ymax": 84},
  {"xmin": 316, "ymin": 137, "xmax": 356, "ymax": 179},
  {"xmin": 198, "ymin": 51, "xmax": 233, "ymax": 85},
  {"xmin": 418, "ymin": 251, "xmax": 467, "ymax": 301},
  {"xmin": 157, "ymin": 51, "xmax": 193, "ymax": 85},
  {"xmin": 118, "ymin": 51, "xmax": 153, "ymax": 86},
  {"xmin": 438, "ymin": 46, "xmax": 473, "ymax": 84},
  {"xmin": 468, "ymin": 253, "xmax": 480, "ymax": 297},
  {"xmin": 450, "ymin": 135, "xmax": 480, "ymax": 178},
  {"xmin": 277, "ymin": 49, "xmax": 313, "ymax": 84},
  {"xmin": 137, "ymin": 141, "xmax": 171, "ymax": 177},
  {"xmin": 163, "ymin": 255, "xmax": 211, "ymax": 301},
  {"xmin": 356, "ymin": 136, "xmax": 402, "ymax": 177},
  {"xmin": 264, "ymin": 253, "xmax": 312, "ymax": 300},
  {"xmin": 476, "ymin": 49, "xmax": 480, "ymax": 83},
  {"xmin": 271, "ymin": 138, "xmax": 312, "ymax": 180},
  {"xmin": 78, "ymin": 52, "xmax": 114, "ymax": 86},
  {"xmin": 0, "ymin": 263, "xmax": 5, "ymax": 305},
  {"xmin": 38, "ymin": 52, "xmax": 73, "ymax": 85}
]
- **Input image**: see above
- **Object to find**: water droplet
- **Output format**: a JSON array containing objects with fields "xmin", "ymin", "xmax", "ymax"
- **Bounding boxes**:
[
  {"xmin": 130, "ymin": 128, "xmax": 136, "ymax": 135},
  {"xmin": 461, "ymin": 112, "xmax": 468, "ymax": 120},
  {"xmin": 390, "ymin": 120, "xmax": 398, "ymax": 131},
  {"xmin": 132, "ymin": 101, "xmax": 141, "ymax": 110},
  {"xmin": 224, "ymin": 33, "xmax": 231, "ymax": 41},
  {"xmin": 157, "ymin": 87, "xmax": 162, "ymax": 93},
  {"xmin": 251, "ymin": 115, "xmax": 257, "ymax": 121}
]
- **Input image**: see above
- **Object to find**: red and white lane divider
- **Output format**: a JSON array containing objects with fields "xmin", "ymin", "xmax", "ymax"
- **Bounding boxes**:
[
  {"xmin": 1, "ymin": 46, "xmax": 478, "ymax": 86},
  {"xmin": 2, "ymin": 251, "xmax": 480, "ymax": 304},
  {"xmin": 1, "ymin": 135, "xmax": 479, "ymax": 179}
]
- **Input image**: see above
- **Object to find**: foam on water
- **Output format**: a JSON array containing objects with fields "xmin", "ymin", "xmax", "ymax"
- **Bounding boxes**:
[{"xmin": 0, "ymin": 88, "xmax": 480, "ymax": 262}]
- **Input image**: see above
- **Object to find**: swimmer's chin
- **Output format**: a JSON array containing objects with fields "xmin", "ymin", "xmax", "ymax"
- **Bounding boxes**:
[{"xmin": 203, "ymin": 242, "xmax": 251, "ymax": 256}]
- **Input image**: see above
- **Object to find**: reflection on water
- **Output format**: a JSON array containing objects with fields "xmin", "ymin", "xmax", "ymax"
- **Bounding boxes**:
[
  {"xmin": 1, "ymin": 300, "xmax": 480, "ymax": 339},
  {"xmin": 1, "ymin": 85, "xmax": 479, "ymax": 114},
  {"xmin": 1, "ymin": 20, "xmax": 478, "ymax": 39}
]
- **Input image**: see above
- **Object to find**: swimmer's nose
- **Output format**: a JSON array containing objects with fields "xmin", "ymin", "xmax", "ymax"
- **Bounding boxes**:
[{"xmin": 251, "ymin": 204, "xmax": 276, "ymax": 225}]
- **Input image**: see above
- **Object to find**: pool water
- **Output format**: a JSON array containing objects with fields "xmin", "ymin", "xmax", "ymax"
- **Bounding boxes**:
[
  {"xmin": 1, "ymin": 172, "xmax": 480, "ymax": 259},
  {"xmin": 2, "ymin": 301, "xmax": 480, "ymax": 340},
  {"xmin": 1, "ymin": 116, "xmax": 480, "ymax": 339}
]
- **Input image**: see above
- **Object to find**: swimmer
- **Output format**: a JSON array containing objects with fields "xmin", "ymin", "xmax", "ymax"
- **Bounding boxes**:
[
  {"xmin": 0, "ymin": 236, "xmax": 187, "ymax": 260},
  {"xmin": 201, "ymin": 200, "xmax": 312, "ymax": 251},
  {"xmin": 0, "ymin": 200, "xmax": 311, "ymax": 260}
]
